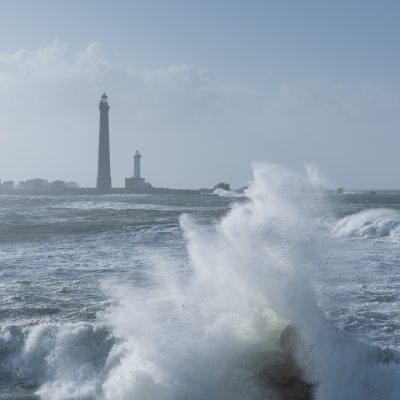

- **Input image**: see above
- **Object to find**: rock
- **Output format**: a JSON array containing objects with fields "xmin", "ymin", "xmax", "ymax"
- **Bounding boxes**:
[
  {"xmin": 257, "ymin": 325, "xmax": 315, "ymax": 400},
  {"xmin": 283, "ymin": 382, "xmax": 314, "ymax": 400},
  {"xmin": 280, "ymin": 324, "xmax": 299, "ymax": 353},
  {"xmin": 213, "ymin": 182, "xmax": 231, "ymax": 191}
]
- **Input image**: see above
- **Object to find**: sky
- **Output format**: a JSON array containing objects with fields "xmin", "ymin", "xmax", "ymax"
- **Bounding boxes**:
[{"xmin": 0, "ymin": 0, "xmax": 400, "ymax": 189}]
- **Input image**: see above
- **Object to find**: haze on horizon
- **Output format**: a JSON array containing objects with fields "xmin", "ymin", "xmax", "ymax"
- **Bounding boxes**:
[{"xmin": 0, "ymin": 0, "xmax": 399, "ymax": 189}]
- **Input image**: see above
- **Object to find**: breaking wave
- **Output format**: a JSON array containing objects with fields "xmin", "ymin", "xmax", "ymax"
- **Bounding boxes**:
[
  {"xmin": 213, "ymin": 188, "xmax": 245, "ymax": 198},
  {"xmin": 332, "ymin": 208, "xmax": 400, "ymax": 238},
  {"xmin": 0, "ymin": 323, "xmax": 114, "ymax": 398}
]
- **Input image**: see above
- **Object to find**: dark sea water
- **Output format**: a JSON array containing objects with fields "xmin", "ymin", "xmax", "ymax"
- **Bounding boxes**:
[{"xmin": 1, "ymin": 168, "xmax": 400, "ymax": 400}]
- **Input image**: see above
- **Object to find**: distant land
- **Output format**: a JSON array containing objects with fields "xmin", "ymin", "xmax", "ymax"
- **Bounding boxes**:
[
  {"xmin": 0, "ymin": 178, "xmax": 350, "ymax": 197},
  {"xmin": 0, "ymin": 178, "xmax": 248, "ymax": 196}
]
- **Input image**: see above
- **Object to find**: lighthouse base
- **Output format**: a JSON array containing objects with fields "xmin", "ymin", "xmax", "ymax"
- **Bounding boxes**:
[{"xmin": 125, "ymin": 177, "xmax": 147, "ymax": 190}]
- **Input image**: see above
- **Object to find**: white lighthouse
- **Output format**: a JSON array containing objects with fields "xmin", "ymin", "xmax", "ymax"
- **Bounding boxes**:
[
  {"xmin": 134, "ymin": 150, "xmax": 141, "ymax": 178},
  {"xmin": 125, "ymin": 149, "xmax": 148, "ymax": 190}
]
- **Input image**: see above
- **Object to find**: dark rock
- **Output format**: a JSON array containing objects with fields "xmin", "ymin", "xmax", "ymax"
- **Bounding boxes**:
[
  {"xmin": 257, "ymin": 325, "xmax": 315, "ymax": 400},
  {"xmin": 213, "ymin": 182, "xmax": 231, "ymax": 191}
]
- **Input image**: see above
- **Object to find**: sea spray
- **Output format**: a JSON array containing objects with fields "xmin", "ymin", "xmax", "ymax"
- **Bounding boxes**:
[{"xmin": 100, "ymin": 164, "xmax": 327, "ymax": 399}]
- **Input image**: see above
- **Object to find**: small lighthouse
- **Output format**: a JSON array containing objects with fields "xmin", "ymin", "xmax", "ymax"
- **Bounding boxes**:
[
  {"xmin": 134, "ymin": 150, "xmax": 141, "ymax": 179},
  {"xmin": 96, "ymin": 93, "xmax": 112, "ymax": 192},
  {"xmin": 125, "ymin": 149, "xmax": 148, "ymax": 190}
]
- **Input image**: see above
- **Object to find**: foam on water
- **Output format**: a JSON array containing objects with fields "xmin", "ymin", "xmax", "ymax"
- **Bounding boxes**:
[{"xmin": 52, "ymin": 200, "xmax": 210, "ymax": 212}]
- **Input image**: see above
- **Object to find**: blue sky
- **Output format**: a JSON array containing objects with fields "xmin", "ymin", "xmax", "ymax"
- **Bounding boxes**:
[{"xmin": 0, "ymin": 0, "xmax": 399, "ymax": 188}]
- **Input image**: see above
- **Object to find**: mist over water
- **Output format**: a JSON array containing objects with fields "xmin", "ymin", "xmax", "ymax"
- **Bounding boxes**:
[{"xmin": 1, "ymin": 165, "xmax": 400, "ymax": 399}]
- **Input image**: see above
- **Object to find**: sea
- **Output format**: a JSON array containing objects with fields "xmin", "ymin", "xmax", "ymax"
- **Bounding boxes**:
[{"xmin": 1, "ymin": 164, "xmax": 400, "ymax": 400}]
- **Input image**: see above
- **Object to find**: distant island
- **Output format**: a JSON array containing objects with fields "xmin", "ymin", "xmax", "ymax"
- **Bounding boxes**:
[
  {"xmin": 0, "ymin": 178, "xmax": 81, "ymax": 195},
  {"xmin": 0, "ymin": 178, "xmax": 245, "ymax": 196},
  {"xmin": 0, "ymin": 178, "xmax": 347, "ymax": 198}
]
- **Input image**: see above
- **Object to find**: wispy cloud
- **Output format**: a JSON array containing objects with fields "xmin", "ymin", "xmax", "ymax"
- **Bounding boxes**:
[{"xmin": 0, "ymin": 41, "xmax": 398, "ymax": 188}]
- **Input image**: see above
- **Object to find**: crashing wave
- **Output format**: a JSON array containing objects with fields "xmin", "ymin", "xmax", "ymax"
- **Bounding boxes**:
[
  {"xmin": 332, "ymin": 208, "xmax": 400, "ymax": 238},
  {"xmin": 0, "ymin": 323, "xmax": 114, "ymax": 398},
  {"xmin": 213, "ymin": 188, "xmax": 245, "ymax": 198}
]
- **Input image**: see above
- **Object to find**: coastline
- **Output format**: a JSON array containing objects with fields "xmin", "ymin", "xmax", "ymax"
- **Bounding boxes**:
[{"xmin": 0, "ymin": 187, "xmax": 212, "ymax": 196}]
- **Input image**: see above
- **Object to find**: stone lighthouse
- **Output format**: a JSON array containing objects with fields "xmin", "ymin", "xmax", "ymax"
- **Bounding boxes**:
[{"xmin": 97, "ymin": 93, "xmax": 112, "ymax": 191}]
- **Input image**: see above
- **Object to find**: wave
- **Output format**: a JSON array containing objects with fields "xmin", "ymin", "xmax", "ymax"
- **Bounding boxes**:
[
  {"xmin": 52, "ymin": 201, "xmax": 211, "ymax": 212},
  {"xmin": 213, "ymin": 188, "xmax": 245, "ymax": 198},
  {"xmin": 0, "ymin": 323, "xmax": 114, "ymax": 398},
  {"xmin": 332, "ymin": 208, "xmax": 400, "ymax": 238}
]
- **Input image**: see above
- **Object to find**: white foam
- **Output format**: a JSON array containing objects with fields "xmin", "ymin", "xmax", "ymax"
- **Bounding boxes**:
[
  {"xmin": 52, "ymin": 201, "xmax": 209, "ymax": 212},
  {"xmin": 213, "ymin": 188, "xmax": 245, "ymax": 198},
  {"xmin": 93, "ymin": 165, "xmax": 310, "ymax": 399},
  {"xmin": 0, "ymin": 323, "xmax": 114, "ymax": 400},
  {"xmin": 332, "ymin": 208, "xmax": 400, "ymax": 238}
]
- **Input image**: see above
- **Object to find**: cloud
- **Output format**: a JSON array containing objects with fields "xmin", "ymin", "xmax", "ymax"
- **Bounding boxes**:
[
  {"xmin": 0, "ymin": 40, "xmax": 399, "ymax": 188},
  {"xmin": 0, "ymin": 41, "xmax": 231, "ymax": 187}
]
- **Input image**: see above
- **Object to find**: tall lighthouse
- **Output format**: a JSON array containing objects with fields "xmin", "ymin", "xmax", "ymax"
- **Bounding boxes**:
[{"xmin": 97, "ymin": 93, "xmax": 112, "ymax": 191}]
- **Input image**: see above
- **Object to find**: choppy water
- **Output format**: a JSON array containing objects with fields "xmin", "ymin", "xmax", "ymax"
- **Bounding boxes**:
[{"xmin": 1, "ymin": 166, "xmax": 400, "ymax": 399}]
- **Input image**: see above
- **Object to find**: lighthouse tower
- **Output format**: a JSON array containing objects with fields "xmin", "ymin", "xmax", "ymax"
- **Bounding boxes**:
[
  {"xmin": 134, "ymin": 150, "xmax": 141, "ymax": 178},
  {"xmin": 125, "ymin": 149, "xmax": 147, "ymax": 190},
  {"xmin": 97, "ymin": 93, "xmax": 112, "ymax": 191}
]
